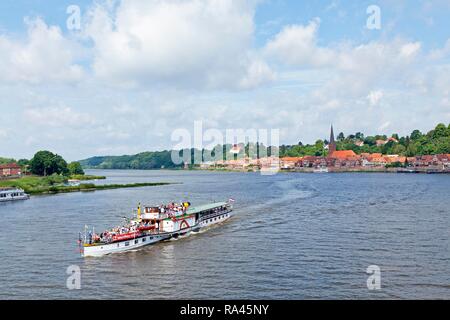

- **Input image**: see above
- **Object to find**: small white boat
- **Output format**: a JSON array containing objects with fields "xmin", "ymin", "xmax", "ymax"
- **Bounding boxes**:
[
  {"xmin": 67, "ymin": 179, "xmax": 81, "ymax": 186},
  {"xmin": 0, "ymin": 188, "xmax": 30, "ymax": 202},
  {"xmin": 313, "ymin": 167, "xmax": 329, "ymax": 173}
]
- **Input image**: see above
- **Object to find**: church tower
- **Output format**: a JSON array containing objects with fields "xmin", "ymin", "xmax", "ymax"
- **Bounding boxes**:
[{"xmin": 328, "ymin": 125, "xmax": 336, "ymax": 155}]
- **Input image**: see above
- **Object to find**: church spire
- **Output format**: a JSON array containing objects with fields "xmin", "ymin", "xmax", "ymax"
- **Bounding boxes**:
[
  {"xmin": 330, "ymin": 124, "xmax": 335, "ymax": 144},
  {"xmin": 328, "ymin": 124, "xmax": 336, "ymax": 155}
]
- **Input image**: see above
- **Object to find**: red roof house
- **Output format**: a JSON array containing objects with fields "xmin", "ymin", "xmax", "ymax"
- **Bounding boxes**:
[
  {"xmin": 0, "ymin": 163, "xmax": 21, "ymax": 177},
  {"xmin": 329, "ymin": 150, "xmax": 357, "ymax": 159}
]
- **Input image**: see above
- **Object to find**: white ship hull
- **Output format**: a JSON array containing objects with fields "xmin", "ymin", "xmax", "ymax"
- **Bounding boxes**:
[
  {"xmin": 196, "ymin": 210, "xmax": 233, "ymax": 230},
  {"xmin": 0, "ymin": 195, "xmax": 29, "ymax": 202},
  {"xmin": 83, "ymin": 233, "xmax": 170, "ymax": 257}
]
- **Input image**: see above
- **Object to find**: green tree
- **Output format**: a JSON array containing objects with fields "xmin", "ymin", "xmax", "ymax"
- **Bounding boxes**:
[
  {"xmin": 314, "ymin": 140, "xmax": 325, "ymax": 156},
  {"xmin": 17, "ymin": 159, "xmax": 30, "ymax": 167},
  {"xmin": 68, "ymin": 162, "xmax": 85, "ymax": 175},
  {"xmin": 0, "ymin": 157, "xmax": 16, "ymax": 165},
  {"xmin": 29, "ymin": 151, "xmax": 68, "ymax": 176},
  {"xmin": 364, "ymin": 136, "xmax": 376, "ymax": 146},
  {"xmin": 355, "ymin": 132, "xmax": 364, "ymax": 140},
  {"xmin": 433, "ymin": 123, "xmax": 448, "ymax": 139},
  {"xmin": 391, "ymin": 144, "xmax": 406, "ymax": 155},
  {"xmin": 410, "ymin": 129, "xmax": 422, "ymax": 140}
]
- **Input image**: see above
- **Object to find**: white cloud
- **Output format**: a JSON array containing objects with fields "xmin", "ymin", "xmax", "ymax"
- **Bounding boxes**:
[
  {"xmin": 24, "ymin": 106, "xmax": 95, "ymax": 128},
  {"xmin": 239, "ymin": 57, "xmax": 276, "ymax": 89},
  {"xmin": 0, "ymin": 18, "xmax": 84, "ymax": 84},
  {"xmin": 400, "ymin": 42, "xmax": 421, "ymax": 59},
  {"xmin": 84, "ymin": 0, "xmax": 272, "ymax": 89},
  {"xmin": 264, "ymin": 18, "xmax": 334, "ymax": 67},
  {"xmin": 264, "ymin": 19, "xmax": 423, "ymax": 98},
  {"xmin": 100, "ymin": 125, "xmax": 132, "ymax": 140},
  {"xmin": 113, "ymin": 104, "xmax": 137, "ymax": 116}
]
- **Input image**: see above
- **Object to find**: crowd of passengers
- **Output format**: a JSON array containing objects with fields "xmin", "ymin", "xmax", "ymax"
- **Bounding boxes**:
[{"xmin": 153, "ymin": 202, "xmax": 191, "ymax": 217}]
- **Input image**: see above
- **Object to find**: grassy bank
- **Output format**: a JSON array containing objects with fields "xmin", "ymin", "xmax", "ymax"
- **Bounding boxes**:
[
  {"xmin": 27, "ymin": 182, "xmax": 173, "ymax": 195},
  {"xmin": 69, "ymin": 174, "xmax": 106, "ymax": 180},
  {"xmin": 0, "ymin": 175, "xmax": 172, "ymax": 195}
]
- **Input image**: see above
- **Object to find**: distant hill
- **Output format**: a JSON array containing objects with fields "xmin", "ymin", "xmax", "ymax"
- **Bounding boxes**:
[
  {"xmin": 79, "ymin": 151, "xmax": 182, "ymax": 170},
  {"xmin": 78, "ymin": 145, "xmax": 274, "ymax": 170}
]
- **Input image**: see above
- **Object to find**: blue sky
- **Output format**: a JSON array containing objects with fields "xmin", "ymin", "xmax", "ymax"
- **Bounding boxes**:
[
  {"xmin": 0, "ymin": 0, "xmax": 449, "ymax": 160},
  {"xmin": 2, "ymin": 0, "xmax": 449, "ymax": 48}
]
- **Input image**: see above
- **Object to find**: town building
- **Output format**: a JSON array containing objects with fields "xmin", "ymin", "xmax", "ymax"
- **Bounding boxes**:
[
  {"xmin": 329, "ymin": 150, "xmax": 357, "ymax": 159},
  {"xmin": 0, "ymin": 163, "xmax": 21, "ymax": 178},
  {"xmin": 198, "ymin": 125, "xmax": 449, "ymax": 173},
  {"xmin": 280, "ymin": 157, "xmax": 302, "ymax": 169}
]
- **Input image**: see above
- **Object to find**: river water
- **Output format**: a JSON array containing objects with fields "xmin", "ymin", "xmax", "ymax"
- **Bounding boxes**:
[{"xmin": 0, "ymin": 170, "xmax": 449, "ymax": 299}]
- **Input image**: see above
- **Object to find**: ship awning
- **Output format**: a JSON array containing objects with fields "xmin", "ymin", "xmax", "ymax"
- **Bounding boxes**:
[{"xmin": 187, "ymin": 202, "xmax": 228, "ymax": 214}]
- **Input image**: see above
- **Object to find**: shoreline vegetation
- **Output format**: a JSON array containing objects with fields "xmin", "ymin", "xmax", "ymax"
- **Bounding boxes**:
[
  {"xmin": 0, "ymin": 175, "xmax": 173, "ymax": 195},
  {"xmin": 69, "ymin": 174, "xmax": 107, "ymax": 181},
  {"xmin": 77, "ymin": 122, "xmax": 450, "ymax": 171},
  {"xmin": 0, "ymin": 151, "xmax": 174, "ymax": 196}
]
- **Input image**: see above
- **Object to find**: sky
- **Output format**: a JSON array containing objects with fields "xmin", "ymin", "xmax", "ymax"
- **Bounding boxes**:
[{"xmin": 0, "ymin": 0, "xmax": 449, "ymax": 161}]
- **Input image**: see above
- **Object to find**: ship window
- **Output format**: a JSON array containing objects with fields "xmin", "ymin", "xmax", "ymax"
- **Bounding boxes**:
[
  {"xmin": 142, "ymin": 238, "xmax": 146, "ymax": 242},
  {"xmin": 125, "ymin": 242, "xmax": 130, "ymax": 246},
  {"xmin": 135, "ymin": 240, "xmax": 139, "ymax": 244},
  {"xmin": 150, "ymin": 237, "xmax": 153, "ymax": 240},
  {"xmin": 117, "ymin": 244, "xmax": 120, "ymax": 247}
]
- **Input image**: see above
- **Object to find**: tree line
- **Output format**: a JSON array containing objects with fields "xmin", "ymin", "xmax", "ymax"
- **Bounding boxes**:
[
  {"xmin": 79, "ymin": 144, "xmax": 279, "ymax": 169},
  {"xmin": 280, "ymin": 123, "xmax": 450, "ymax": 157}
]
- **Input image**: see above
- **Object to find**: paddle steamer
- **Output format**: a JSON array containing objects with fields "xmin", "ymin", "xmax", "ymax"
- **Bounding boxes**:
[{"xmin": 80, "ymin": 200, "xmax": 234, "ymax": 257}]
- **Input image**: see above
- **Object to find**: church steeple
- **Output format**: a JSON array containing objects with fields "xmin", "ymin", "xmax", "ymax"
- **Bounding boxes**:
[
  {"xmin": 330, "ymin": 124, "xmax": 335, "ymax": 144},
  {"xmin": 328, "ymin": 124, "xmax": 336, "ymax": 155}
]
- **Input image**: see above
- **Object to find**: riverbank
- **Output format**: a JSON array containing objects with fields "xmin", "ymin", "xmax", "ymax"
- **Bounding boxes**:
[
  {"xmin": 196, "ymin": 167, "xmax": 450, "ymax": 174},
  {"xmin": 0, "ymin": 175, "xmax": 173, "ymax": 195}
]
